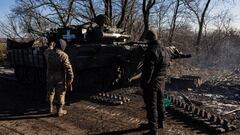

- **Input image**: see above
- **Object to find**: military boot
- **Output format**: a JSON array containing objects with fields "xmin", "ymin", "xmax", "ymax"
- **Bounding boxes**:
[{"xmin": 57, "ymin": 105, "xmax": 67, "ymax": 117}]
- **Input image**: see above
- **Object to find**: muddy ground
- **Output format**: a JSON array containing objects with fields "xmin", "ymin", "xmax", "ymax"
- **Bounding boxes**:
[{"xmin": 0, "ymin": 66, "xmax": 240, "ymax": 135}]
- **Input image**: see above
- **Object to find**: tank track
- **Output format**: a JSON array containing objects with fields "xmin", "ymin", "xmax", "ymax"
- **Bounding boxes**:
[
  {"xmin": 166, "ymin": 94, "xmax": 237, "ymax": 133},
  {"xmin": 90, "ymin": 89, "xmax": 238, "ymax": 133},
  {"xmin": 90, "ymin": 92, "xmax": 131, "ymax": 105}
]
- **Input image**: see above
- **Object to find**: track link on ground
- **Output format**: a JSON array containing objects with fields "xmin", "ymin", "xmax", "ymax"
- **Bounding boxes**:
[{"xmin": 166, "ymin": 94, "xmax": 237, "ymax": 133}]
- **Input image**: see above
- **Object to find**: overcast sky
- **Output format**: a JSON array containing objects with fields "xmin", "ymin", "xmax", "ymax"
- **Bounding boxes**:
[{"xmin": 0, "ymin": 0, "xmax": 240, "ymax": 30}]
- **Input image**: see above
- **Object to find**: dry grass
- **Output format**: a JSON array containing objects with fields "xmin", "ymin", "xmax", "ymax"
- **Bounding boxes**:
[{"xmin": 0, "ymin": 43, "xmax": 7, "ymax": 64}]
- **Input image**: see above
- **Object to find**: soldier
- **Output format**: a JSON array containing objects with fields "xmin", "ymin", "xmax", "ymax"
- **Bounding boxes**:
[
  {"xmin": 140, "ymin": 30, "xmax": 170, "ymax": 135},
  {"xmin": 44, "ymin": 39, "xmax": 74, "ymax": 117}
]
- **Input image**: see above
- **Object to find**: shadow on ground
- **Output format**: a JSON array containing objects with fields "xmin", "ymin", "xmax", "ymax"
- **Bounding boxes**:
[
  {"xmin": 93, "ymin": 126, "xmax": 148, "ymax": 135},
  {"xmin": 0, "ymin": 80, "xmax": 92, "ymax": 121}
]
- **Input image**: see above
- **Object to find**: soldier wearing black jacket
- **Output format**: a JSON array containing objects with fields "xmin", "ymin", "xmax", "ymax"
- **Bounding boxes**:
[
  {"xmin": 140, "ymin": 30, "xmax": 169, "ymax": 135},
  {"xmin": 140, "ymin": 30, "xmax": 191, "ymax": 135}
]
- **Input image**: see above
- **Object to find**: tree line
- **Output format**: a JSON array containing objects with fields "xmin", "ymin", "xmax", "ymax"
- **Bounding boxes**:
[{"xmin": 0, "ymin": 0, "xmax": 239, "ymax": 68}]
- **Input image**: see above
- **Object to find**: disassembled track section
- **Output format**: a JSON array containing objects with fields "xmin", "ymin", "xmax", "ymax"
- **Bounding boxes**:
[
  {"xmin": 166, "ymin": 95, "xmax": 237, "ymax": 133},
  {"xmin": 90, "ymin": 92, "xmax": 131, "ymax": 105}
]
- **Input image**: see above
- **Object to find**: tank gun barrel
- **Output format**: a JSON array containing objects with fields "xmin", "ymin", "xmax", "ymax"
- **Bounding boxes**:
[
  {"xmin": 102, "ymin": 32, "xmax": 131, "ymax": 39},
  {"xmin": 118, "ymin": 41, "xmax": 148, "ymax": 46}
]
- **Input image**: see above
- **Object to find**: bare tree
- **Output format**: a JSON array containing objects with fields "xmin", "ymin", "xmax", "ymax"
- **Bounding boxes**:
[
  {"xmin": 183, "ymin": 0, "xmax": 212, "ymax": 53},
  {"xmin": 213, "ymin": 9, "xmax": 232, "ymax": 36},
  {"xmin": 89, "ymin": 0, "xmax": 96, "ymax": 19},
  {"xmin": 140, "ymin": 0, "xmax": 156, "ymax": 40},
  {"xmin": 13, "ymin": 0, "xmax": 77, "ymax": 28},
  {"xmin": 123, "ymin": 0, "xmax": 143, "ymax": 40},
  {"xmin": 104, "ymin": 0, "xmax": 112, "ymax": 24},
  {"xmin": 168, "ymin": 0, "xmax": 181, "ymax": 44},
  {"xmin": 37, "ymin": 0, "xmax": 76, "ymax": 27},
  {"xmin": 151, "ymin": 0, "xmax": 174, "ymax": 39},
  {"xmin": 0, "ymin": 0, "xmax": 133, "ymax": 38},
  {"xmin": 0, "ymin": 0, "xmax": 96, "ymax": 38},
  {"xmin": 0, "ymin": 16, "xmax": 24, "ymax": 39},
  {"xmin": 203, "ymin": 9, "xmax": 232, "ymax": 58},
  {"xmin": 117, "ymin": 0, "xmax": 128, "ymax": 28}
]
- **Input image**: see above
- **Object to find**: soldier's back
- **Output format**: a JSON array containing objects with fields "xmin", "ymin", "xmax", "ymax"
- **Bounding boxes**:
[{"xmin": 44, "ymin": 49, "xmax": 67, "ymax": 82}]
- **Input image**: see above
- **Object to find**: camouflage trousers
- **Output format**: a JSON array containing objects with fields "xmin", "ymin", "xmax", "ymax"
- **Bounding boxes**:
[{"xmin": 46, "ymin": 82, "xmax": 66, "ymax": 106}]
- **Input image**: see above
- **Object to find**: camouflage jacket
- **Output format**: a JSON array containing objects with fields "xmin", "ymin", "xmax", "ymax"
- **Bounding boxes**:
[{"xmin": 44, "ymin": 48, "xmax": 74, "ymax": 85}]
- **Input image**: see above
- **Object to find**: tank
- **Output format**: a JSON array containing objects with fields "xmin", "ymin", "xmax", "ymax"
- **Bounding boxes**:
[
  {"xmin": 6, "ymin": 15, "xmax": 146, "ymax": 91},
  {"xmin": 6, "ymin": 15, "xmax": 191, "ymax": 92}
]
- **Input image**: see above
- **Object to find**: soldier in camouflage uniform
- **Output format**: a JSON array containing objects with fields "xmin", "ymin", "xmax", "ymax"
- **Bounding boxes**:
[
  {"xmin": 140, "ymin": 30, "xmax": 170, "ymax": 135},
  {"xmin": 44, "ymin": 40, "xmax": 74, "ymax": 117}
]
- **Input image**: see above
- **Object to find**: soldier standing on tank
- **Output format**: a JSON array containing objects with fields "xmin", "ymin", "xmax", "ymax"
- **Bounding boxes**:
[
  {"xmin": 140, "ymin": 30, "xmax": 170, "ymax": 135},
  {"xmin": 44, "ymin": 39, "xmax": 74, "ymax": 117}
]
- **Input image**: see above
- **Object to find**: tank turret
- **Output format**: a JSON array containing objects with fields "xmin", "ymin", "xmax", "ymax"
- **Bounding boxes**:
[{"xmin": 45, "ymin": 14, "xmax": 131, "ymax": 45}]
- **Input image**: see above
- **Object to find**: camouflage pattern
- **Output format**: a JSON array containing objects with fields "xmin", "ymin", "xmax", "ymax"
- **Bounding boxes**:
[{"xmin": 44, "ymin": 48, "xmax": 74, "ymax": 106}]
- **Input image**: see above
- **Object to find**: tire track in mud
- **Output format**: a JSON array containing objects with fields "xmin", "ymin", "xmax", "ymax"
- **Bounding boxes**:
[
  {"xmin": 83, "ymin": 102, "xmax": 144, "ymax": 124},
  {"xmin": 0, "ymin": 124, "xmax": 24, "ymax": 135},
  {"xmin": 38, "ymin": 117, "xmax": 87, "ymax": 135},
  {"xmin": 0, "ymin": 116, "xmax": 87, "ymax": 135},
  {"xmin": 63, "ymin": 100, "xmax": 146, "ymax": 134},
  {"xmin": 0, "ymin": 119, "xmax": 65, "ymax": 135}
]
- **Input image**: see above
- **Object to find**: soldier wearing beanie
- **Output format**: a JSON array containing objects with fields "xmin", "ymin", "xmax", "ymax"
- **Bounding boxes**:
[{"xmin": 44, "ymin": 39, "xmax": 74, "ymax": 117}]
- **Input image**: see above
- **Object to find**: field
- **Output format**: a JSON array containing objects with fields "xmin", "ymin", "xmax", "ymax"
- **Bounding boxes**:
[{"xmin": 0, "ymin": 67, "xmax": 240, "ymax": 135}]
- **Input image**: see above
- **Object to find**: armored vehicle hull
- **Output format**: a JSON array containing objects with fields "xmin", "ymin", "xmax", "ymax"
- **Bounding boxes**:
[
  {"xmin": 6, "ymin": 14, "xmax": 190, "ymax": 92},
  {"xmin": 7, "ymin": 38, "xmax": 145, "ymax": 92}
]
